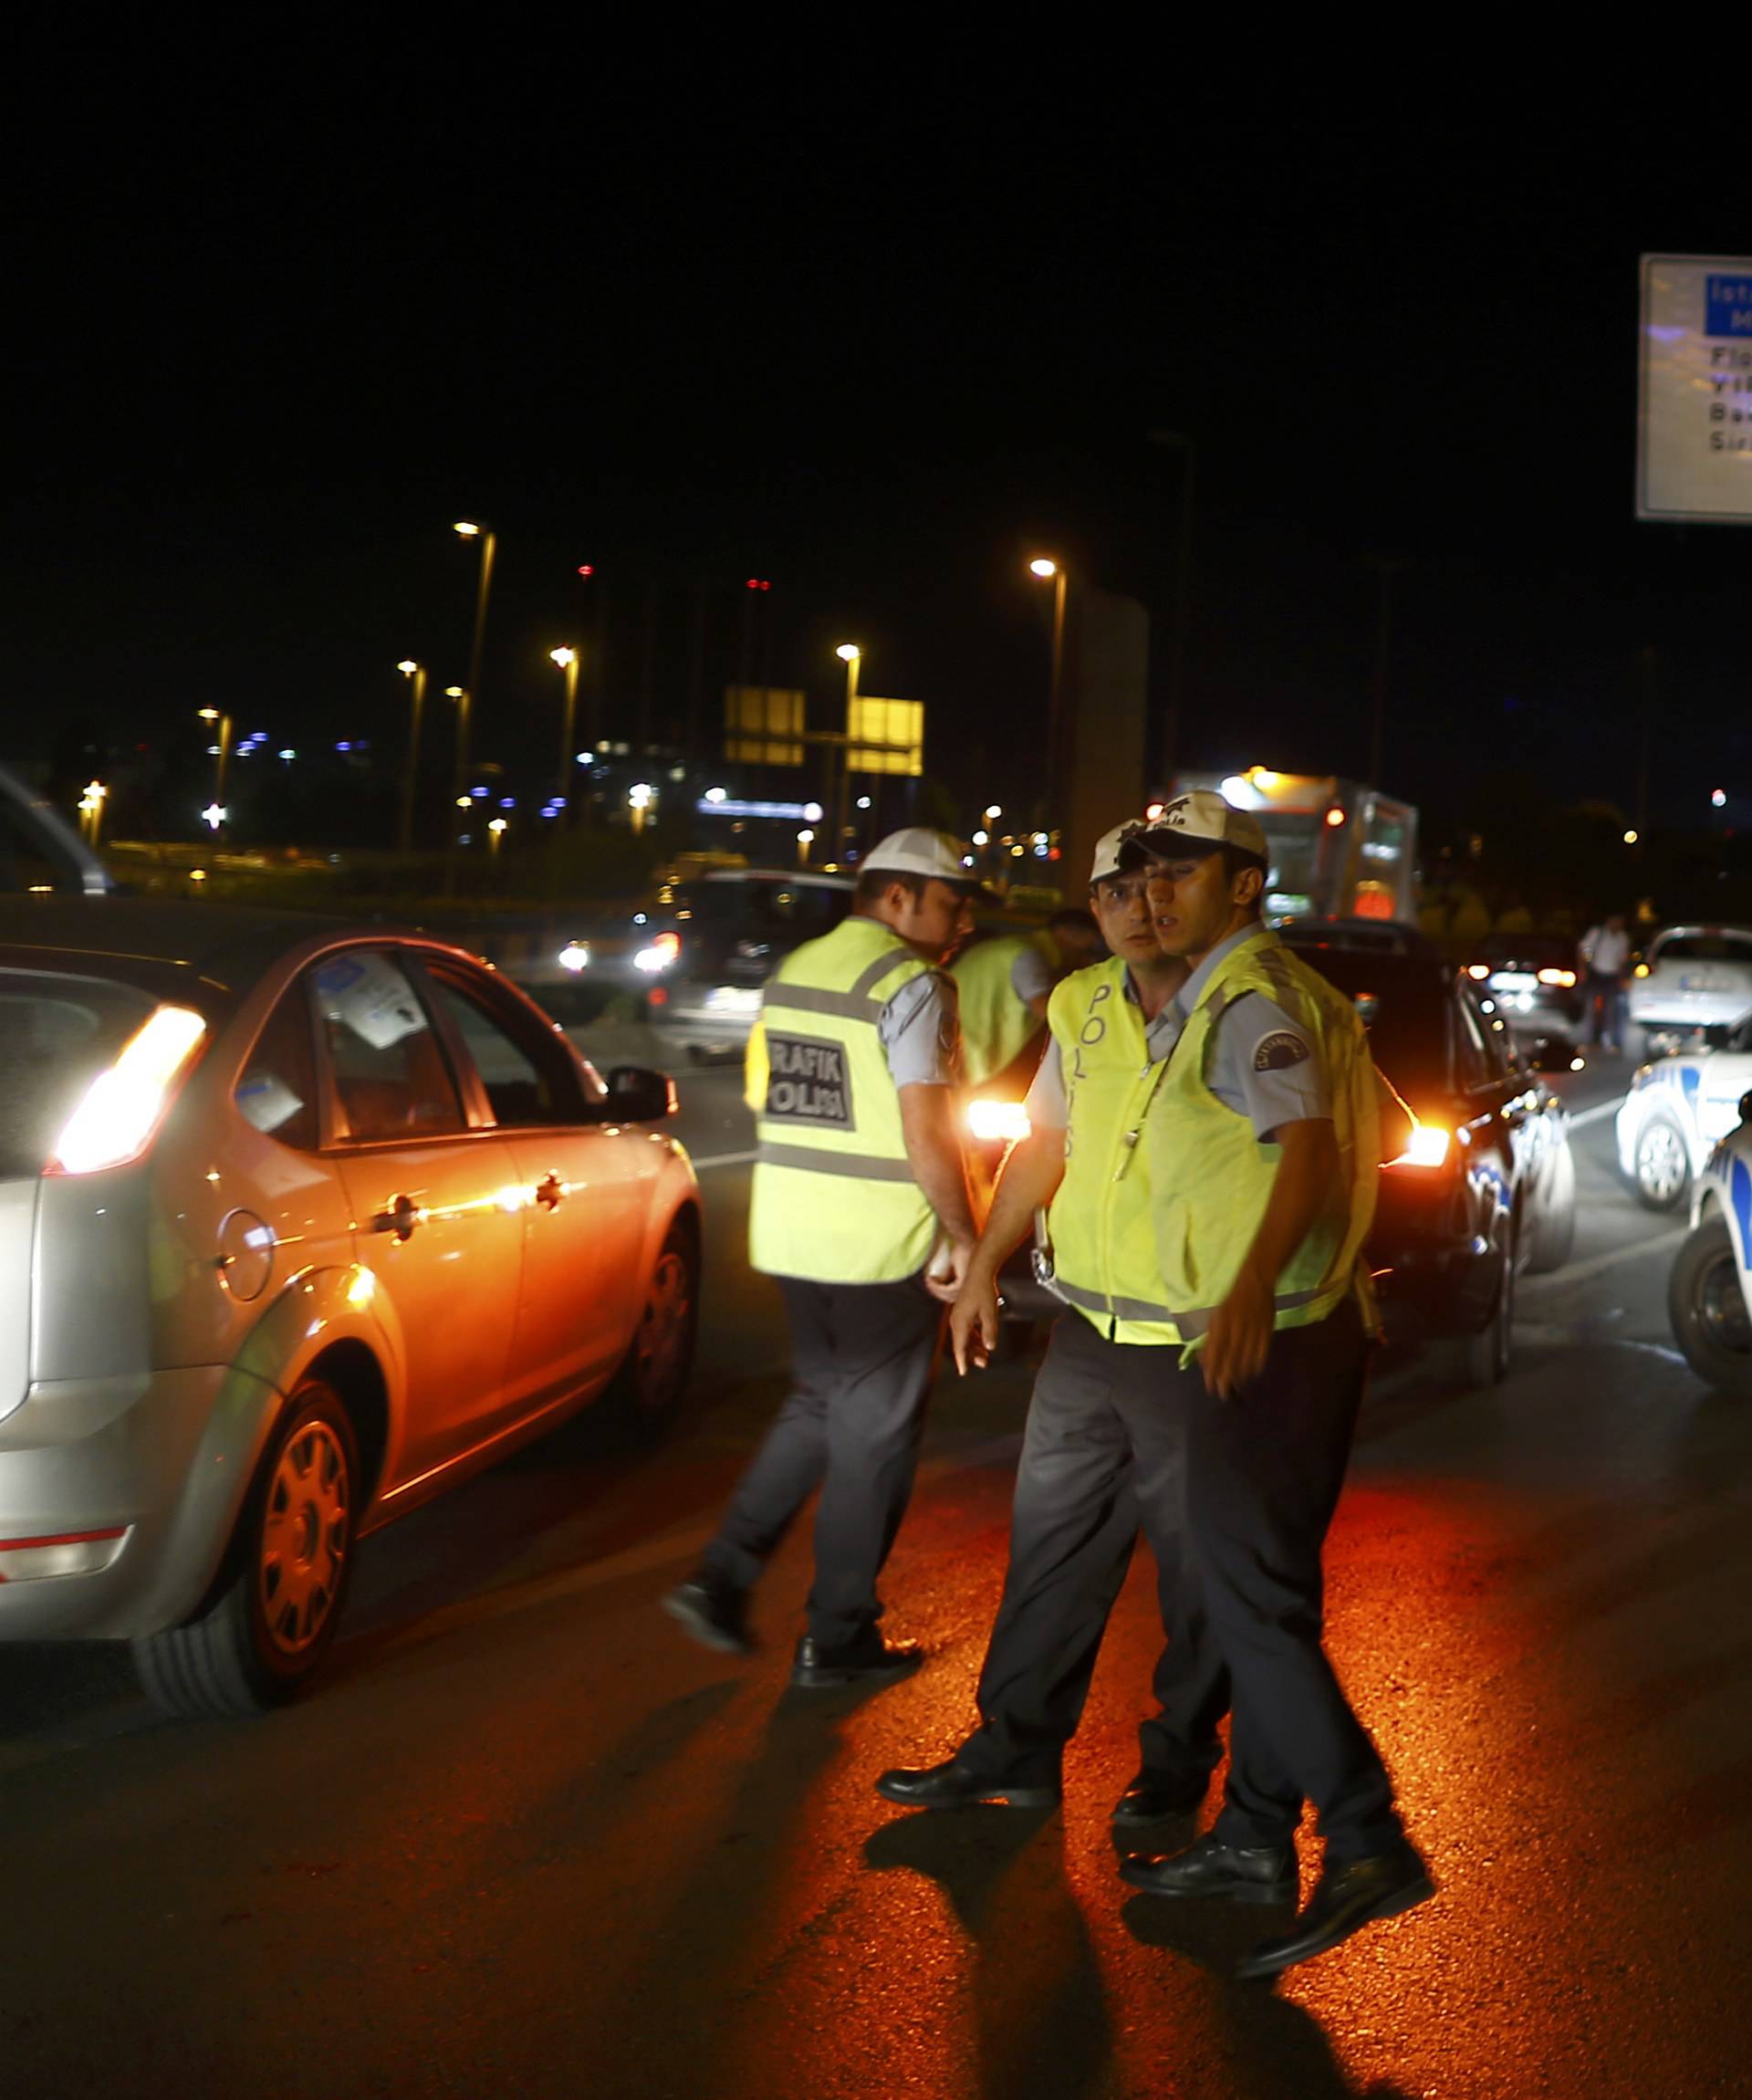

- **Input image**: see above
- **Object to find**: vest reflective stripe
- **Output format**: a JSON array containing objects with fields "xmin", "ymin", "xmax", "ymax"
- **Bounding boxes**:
[
  {"xmin": 748, "ymin": 915, "xmax": 942, "ymax": 1282},
  {"xmin": 1040, "ymin": 957, "xmax": 1182, "ymax": 1346},
  {"xmin": 755, "ymin": 1142, "xmax": 918, "ymax": 1182},
  {"xmin": 1052, "ymin": 1277, "xmax": 1180, "ymax": 1325},
  {"xmin": 953, "ymin": 932, "xmax": 1052, "ymax": 1087},
  {"xmin": 1145, "ymin": 927, "xmax": 1380, "ymax": 1349}
]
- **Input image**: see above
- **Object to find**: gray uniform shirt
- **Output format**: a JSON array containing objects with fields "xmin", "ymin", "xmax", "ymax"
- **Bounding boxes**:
[
  {"xmin": 878, "ymin": 966, "xmax": 961, "ymax": 1088},
  {"xmin": 1026, "ymin": 931, "xmax": 1329, "ymax": 1141}
]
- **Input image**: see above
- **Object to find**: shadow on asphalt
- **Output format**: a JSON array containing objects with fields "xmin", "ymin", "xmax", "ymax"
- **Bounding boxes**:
[
  {"xmin": 1118, "ymin": 1893, "xmax": 1418, "ymax": 2100},
  {"xmin": 864, "ymin": 1806, "xmax": 1111, "ymax": 2100}
]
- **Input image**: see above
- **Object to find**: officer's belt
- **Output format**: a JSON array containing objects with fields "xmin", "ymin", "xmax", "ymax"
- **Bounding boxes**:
[
  {"xmin": 756, "ymin": 1141, "xmax": 917, "ymax": 1182},
  {"xmin": 1052, "ymin": 1278, "xmax": 1176, "ymax": 1324},
  {"xmin": 1170, "ymin": 1285, "xmax": 1328, "ymax": 1337}
]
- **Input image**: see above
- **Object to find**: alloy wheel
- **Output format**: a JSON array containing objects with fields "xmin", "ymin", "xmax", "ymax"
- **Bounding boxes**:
[
  {"xmin": 1696, "ymin": 1249, "xmax": 1752, "ymax": 1355},
  {"xmin": 633, "ymin": 1249, "xmax": 694, "ymax": 1410},
  {"xmin": 1637, "ymin": 1122, "xmax": 1688, "ymax": 1206},
  {"xmin": 257, "ymin": 1418, "xmax": 352, "ymax": 1657}
]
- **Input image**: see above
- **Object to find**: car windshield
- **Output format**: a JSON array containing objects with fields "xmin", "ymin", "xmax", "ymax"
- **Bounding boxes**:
[
  {"xmin": 0, "ymin": 968, "xmax": 158, "ymax": 1177},
  {"xmin": 1653, "ymin": 932, "xmax": 1752, "ymax": 966},
  {"xmin": 1282, "ymin": 948, "xmax": 1453, "ymax": 1099}
]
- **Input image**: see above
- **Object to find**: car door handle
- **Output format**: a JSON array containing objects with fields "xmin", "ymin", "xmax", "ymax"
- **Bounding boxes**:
[
  {"xmin": 534, "ymin": 1172, "xmax": 565, "ymax": 1210},
  {"xmin": 371, "ymin": 1194, "xmax": 421, "ymax": 1240}
]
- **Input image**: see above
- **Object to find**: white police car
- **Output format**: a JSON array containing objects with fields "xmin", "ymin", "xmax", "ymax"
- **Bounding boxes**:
[
  {"xmin": 1615, "ymin": 1019, "xmax": 1752, "ymax": 1210},
  {"xmin": 1668, "ymin": 1091, "xmax": 1752, "ymax": 1396}
]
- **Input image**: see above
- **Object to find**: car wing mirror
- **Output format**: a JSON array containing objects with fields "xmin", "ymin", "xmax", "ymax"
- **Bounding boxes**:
[
  {"xmin": 1521, "ymin": 1034, "xmax": 1577, "ymax": 1075},
  {"xmin": 607, "ymin": 1064, "xmax": 679, "ymax": 1122},
  {"xmin": 1739, "ymin": 1090, "xmax": 1752, "ymax": 1130},
  {"xmin": 1703, "ymin": 1023, "xmax": 1733, "ymax": 1050}
]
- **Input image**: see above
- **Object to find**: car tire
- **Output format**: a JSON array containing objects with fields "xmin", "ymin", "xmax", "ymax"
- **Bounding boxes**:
[
  {"xmin": 1460, "ymin": 1234, "xmax": 1515, "ymax": 1387},
  {"xmin": 1527, "ymin": 1141, "xmax": 1577, "ymax": 1274},
  {"xmin": 610, "ymin": 1217, "xmax": 700, "ymax": 1435},
  {"xmin": 1632, "ymin": 1113, "xmax": 1692, "ymax": 1213},
  {"xmin": 132, "ymin": 1379, "xmax": 362, "ymax": 1720},
  {"xmin": 1667, "ymin": 1211, "xmax": 1752, "ymax": 1397}
]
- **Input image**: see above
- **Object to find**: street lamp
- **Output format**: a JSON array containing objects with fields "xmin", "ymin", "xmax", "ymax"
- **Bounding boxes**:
[
  {"xmin": 452, "ymin": 518, "xmax": 495, "ymax": 794},
  {"xmin": 395, "ymin": 660, "xmax": 427, "ymax": 853},
  {"xmin": 487, "ymin": 816, "xmax": 508, "ymax": 856},
  {"xmin": 833, "ymin": 644, "xmax": 861, "ymax": 851},
  {"xmin": 549, "ymin": 646, "xmax": 580, "ymax": 810},
  {"xmin": 78, "ymin": 779, "xmax": 107, "ymax": 846},
  {"xmin": 1027, "ymin": 559, "xmax": 1069, "ymax": 789},
  {"xmin": 197, "ymin": 707, "xmax": 233, "ymax": 808},
  {"xmin": 628, "ymin": 780, "xmax": 653, "ymax": 837}
]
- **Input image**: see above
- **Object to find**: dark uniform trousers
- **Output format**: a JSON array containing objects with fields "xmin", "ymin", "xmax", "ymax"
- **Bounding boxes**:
[
  {"xmin": 1181, "ymin": 1296, "xmax": 1406, "ymax": 1864},
  {"xmin": 701, "ymin": 1273, "xmax": 943, "ymax": 1648},
  {"xmin": 956, "ymin": 1311, "xmax": 1229, "ymax": 1788}
]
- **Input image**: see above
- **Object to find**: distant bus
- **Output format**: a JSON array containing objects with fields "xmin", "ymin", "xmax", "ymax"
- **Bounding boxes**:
[{"xmin": 1166, "ymin": 768, "xmax": 1418, "ymax": 926}]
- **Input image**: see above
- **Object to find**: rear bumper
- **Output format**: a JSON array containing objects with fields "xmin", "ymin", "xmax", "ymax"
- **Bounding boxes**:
[{"xmin": 0, "ymin": 1363, "xmax": 280, "ymax": 1640}]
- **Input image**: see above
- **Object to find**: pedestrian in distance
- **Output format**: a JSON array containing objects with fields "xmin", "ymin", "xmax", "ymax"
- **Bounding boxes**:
[
  {"xmin": 875, "ymin": 820, "xmax": 1229, "ymax": 1818},
  {"xmin": 1577, "ymin": 911, "xmax": 1632, "ymax": 1053},
  {"xmin": 663, "ymin": 829, "xmax": 983, "ymax": 1689},
  {"xmin": 1111, "ymin": 790, "xmax": 1434, "ymax": 1982}
]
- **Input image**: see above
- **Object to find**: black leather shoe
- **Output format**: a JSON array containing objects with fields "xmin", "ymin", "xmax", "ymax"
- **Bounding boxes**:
[
  {"xmin": 874, "ymin": 1758, "xmax": 1061, "ymax": 1809},
  {"xmin": 1111, "ymin": 1769, "xmax": 1212, "ymax": 1823},
  {"xmin": 1119, "ymin": 1833, "xmax": 1298, "ymax": 1904},
  {"xmin": 790, "ymin": 1630, "xmax": 923, "ymax": 1688},
  {"xmin": 1234, "ymin": 1846, "xmax": 1434, "ymax": 1980},
  {"xmin": 661, "ymin": 1572, "xmax": 752, "ymax": 1656}
]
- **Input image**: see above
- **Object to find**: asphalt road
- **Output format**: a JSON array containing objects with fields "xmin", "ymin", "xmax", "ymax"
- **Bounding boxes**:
[{"xmin": 3, "ymin": 1050, "xmax": 1748, "ymax": 2099}]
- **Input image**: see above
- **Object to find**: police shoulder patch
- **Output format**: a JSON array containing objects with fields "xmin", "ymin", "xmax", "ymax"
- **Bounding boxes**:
[{"xmin": 1253, "ymin": 1028, "xmax": 1310, "ymax": 1072}]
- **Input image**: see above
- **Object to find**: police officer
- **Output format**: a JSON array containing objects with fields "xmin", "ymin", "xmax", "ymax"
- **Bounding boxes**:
[
  {"xmin": 663, "ymin": 829, "xmax": 981, "ymax": 1688},
  {"xmin": 950, "ymin": 923, "xmax": 1058, "ymax": 1091},
  {"xmin": 873, "ymin": 821, "xmax": 1228, "ymax": 1813},
  {"xmin": 1112, "ymin": 790, "xmax": 1433, "ymax": 1980}
]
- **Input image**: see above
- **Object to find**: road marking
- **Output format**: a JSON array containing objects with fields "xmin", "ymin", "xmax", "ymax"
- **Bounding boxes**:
[
  {"xmin": 691, "ymin": 1148, "xmax": 758, "ymax": 1172},
  {"xmin": 1567, "ymin": 1095, "xmax": 1627, "ymax": 1130},
  {"xmin": 1520, "ymin": 1227, "xmax": 1685, "ymax": 1292}
]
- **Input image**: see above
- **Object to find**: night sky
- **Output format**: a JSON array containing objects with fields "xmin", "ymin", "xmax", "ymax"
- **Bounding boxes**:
[{"xmin": 11, "ymin": 86, "xmax": 1745, "ymax": 846}]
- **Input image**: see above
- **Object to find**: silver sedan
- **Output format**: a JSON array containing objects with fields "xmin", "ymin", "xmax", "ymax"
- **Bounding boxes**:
[{"xmin": 0, "ymin": 901, "xmax": 700, "ymax": 1716}]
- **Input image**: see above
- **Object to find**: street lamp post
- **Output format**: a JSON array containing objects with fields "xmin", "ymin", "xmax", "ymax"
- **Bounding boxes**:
[
  {"xmin": 395, "ymin": 661, "xmax": 427, "ymax": 853},
  {"xmin": 549, "ymin": 647, "xmax": 579, "ymax": 813},
  {"xmin": 834, "ymin": 643, "xmax": 860, "ymax": 859},
  {"xmin": 1028, "ymin": 559, "xmax": 1069, "ymax": 790},
  {"xmin": 78, "ymin": 779, "xmax": 107, "ymax": 846},
  {"xmin": 1364, "ymin": 551, "xmax": 1412, "ymax": 786},
  {"xmin": 453, "ymin": 521, "xmax": 495, "ymax": 789},
  {"xmin": 197, "ymin": 707, "xmax": 233, "ymax": 810}
]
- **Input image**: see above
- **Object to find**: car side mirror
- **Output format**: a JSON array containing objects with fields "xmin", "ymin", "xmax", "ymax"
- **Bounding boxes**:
[
  {"xmin": 1740, "ymin": 1090, "xmax": 1752, "ymax": 1130},
  {"xmin": 1524, "ymin": 1034, "xmax": 1580, "ymax": 1075},
  {"xmin": 607, "ymin": 1064, "xmax": 679, "ymax": 1123}
]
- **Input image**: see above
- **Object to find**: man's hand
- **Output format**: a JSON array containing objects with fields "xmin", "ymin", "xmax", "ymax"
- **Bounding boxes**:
[
  {"xmin": 1202, "ymin": 1262, "xmax": 1274, "ymax": 1400},
  {"xmin": 948, "ymin": 1263, "xmax": 1002, "ymax": 1372},
  {"xmin": 924, "ymin": 1232, "xmax": 976, "ymax": 1306}
]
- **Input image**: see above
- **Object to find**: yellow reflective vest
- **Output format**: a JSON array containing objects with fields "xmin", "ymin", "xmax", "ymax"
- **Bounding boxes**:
[
  {"xmin": 1039, "ymin": 957, "xmax": 1181, "ymax": 1347},
  {"xmin": 952, "ymin": 930, "xmax": 1054, "ymax": 1088},
  {"xmin": 746, "ymin": 914, "xmax": 943, "ymax": 1283},
  {"xmin": 1144, "ymin": 927, "xmax": 1380, "ymax": 1346}
]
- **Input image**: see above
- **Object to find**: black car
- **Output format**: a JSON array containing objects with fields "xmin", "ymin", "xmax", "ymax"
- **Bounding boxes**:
[
  {"xmin": 1290, "ymin": 940, "xmax": 1579, "ymax": 1382},
  {"xmin": 1461, "ymin": 930, "xmax": 1585, "ymax": 1033}
]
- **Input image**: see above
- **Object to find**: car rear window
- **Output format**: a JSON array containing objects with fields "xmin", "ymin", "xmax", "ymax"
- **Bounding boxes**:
[
  {"xmin": 1653, "ymin": 932, "xmax": 1752, "ymax": 965},
  {"xmin": 1286, "ymin": 949, "xmax": 1453, "ymax": 1098},
  {"xmin": 691, "ymin": 882, "xmax": 850, "ymax": 934},
  {"xmin": 0, "ymin": 969, "xmax": 157, "ymax": 1177}
]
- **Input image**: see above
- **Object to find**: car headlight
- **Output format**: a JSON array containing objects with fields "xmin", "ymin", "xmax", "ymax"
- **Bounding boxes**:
[
  {"xmin": 558, "ymin": 940, "xmax": 591, "ymax": 973},
  {"xmin": 634, "ymin": 932, "xmax": 683, "ymax": 973}
]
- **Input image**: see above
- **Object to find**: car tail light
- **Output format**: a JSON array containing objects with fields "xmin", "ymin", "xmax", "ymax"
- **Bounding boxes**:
[
  {"xmin": 0, "ymin": 1526, "xmax": 129, "ymax": 1581},
  {"xmin": 966, "ymin": 1099, "xmax": 1031, "ymax": 1144},
  {"xmin": 1465, "ymin": 965, "xmax": 1489, "ymax": 980},
  {"xmin": 634, "ymin": 931, "xmax": 683, "ymax": 973},
  {"xmin": 1537, "ymin": 968, "xmax": 1577, "ymax": 987},
  {"xmin": 1384, "ymin": 1120, "xmax": 1452, "ymax": 1170},
  {"xmin": 46, "ymin": 1006, "xmax": 207, "ymax": 1175}
]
